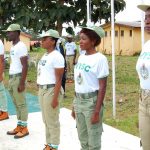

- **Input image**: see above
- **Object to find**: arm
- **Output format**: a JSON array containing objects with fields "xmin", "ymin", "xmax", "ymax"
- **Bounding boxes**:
[
  {"xmin": 18, "ymin": 56, "xmax": 28, "ymax": 92},
  {"xmin": 51, "ymin": 68, "xmax": 64, "ymax": 108},
  {"xmin": 0, "ymin": 55, "xmax": 4, "ymax": 81},
  {"xmin": 91, "ymin": 77, "xmax": 107, "ymax": 124}
]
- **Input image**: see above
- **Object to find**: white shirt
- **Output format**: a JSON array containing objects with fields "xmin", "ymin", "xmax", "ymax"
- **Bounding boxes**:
[
  {"xmin": 65, "ymin": 42, "xmax": 77, "ymax": 56},
  {"xmin": 74, "ymin": 52, "xmax": 109, "ymax": 93},
  {"xmin": 136, "ymin": 40, "xmax": 150, "ymax": 90},
  {"xmin": 9, "ymin": 41, "xmax": 28, "ymax": 75},
  {"xmin": 0, "ymin": 40, "xmax": 4, "ymax": 55},
  {"xmin": 37, "ymin": 50, "xmax": 64, "ymax": 85}
]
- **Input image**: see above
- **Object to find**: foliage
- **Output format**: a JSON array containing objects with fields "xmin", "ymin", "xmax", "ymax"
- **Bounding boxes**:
[{"xmin": 0, "ymin": 0, "xmax": 126, "ymax": 35}]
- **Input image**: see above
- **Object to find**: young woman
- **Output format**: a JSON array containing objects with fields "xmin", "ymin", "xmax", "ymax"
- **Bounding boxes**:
[
  {"xmin": 72, "ymin": 25, "xmax": 109, "ymax": 150},
  {"xmin": 37, "ymin": 29, "xmax": 64, "ymax": 150}
]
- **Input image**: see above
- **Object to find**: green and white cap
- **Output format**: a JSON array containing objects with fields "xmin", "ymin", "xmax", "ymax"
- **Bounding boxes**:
[
  {"xmin": 40, "ymin": 29, "xmax": 60, "ymax": 39},
  {"xmin": 3, "ymin": 24, "xmax": 21, "ymax": 32},
  {"xmin": 79, "ymin": 25, "xmax": 105, "ymax": 38},
  {"xmin": 137, "ymin": 3, "xmax": 150, "ymax": 12}
]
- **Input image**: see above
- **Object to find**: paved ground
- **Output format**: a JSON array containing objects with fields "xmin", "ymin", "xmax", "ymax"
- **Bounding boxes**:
[{"xmin": 0, "ymin": 108, "xmax": 142, "ymax": 150}]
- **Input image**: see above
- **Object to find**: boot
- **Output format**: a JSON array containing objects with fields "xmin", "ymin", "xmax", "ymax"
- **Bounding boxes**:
[
  {"xmin": 43, "ymin": 145, "xmax": 51, "ymax": 150},
  {"xmin": 14, "ymin": 126, "xmax": 29, "ymax": 139},
  {"xmin": 7, "ymin": 125, "xmax": 22, "ymax": 135},
  {"xmin": 0, "ymin": 112, "xmax": 9, "ymax": 121},
  {"xmin": 0, "ymin": 111, "xmax": 2, "ymax": 116},
  {"xmin": 43, "ymin": 145, "xmax": 57, "ymax": 150}
]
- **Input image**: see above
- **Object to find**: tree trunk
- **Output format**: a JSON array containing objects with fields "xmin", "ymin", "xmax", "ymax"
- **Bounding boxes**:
[{"xmin": 57, "ymin": 0, "xmax": 64, "ymax": 36}]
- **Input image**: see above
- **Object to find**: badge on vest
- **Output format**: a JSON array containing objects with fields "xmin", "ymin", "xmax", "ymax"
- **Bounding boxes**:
[
  {"xmin": 77, "ymin": 73, "xmax": 83, "ymax": 84},
  {"xmin": 140, "ymin": 64, "xmax": 149, "ymax": 80}
]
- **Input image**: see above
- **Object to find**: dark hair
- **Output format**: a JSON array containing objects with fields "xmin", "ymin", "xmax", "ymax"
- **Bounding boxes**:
[
  {"xmin": 80, "ymin": 28, "xmax": 101, "ymax": 47},
  {"xmin": 147, "ymin": 7, "xmax": 150, "ymax": 11},
  {"xmin": 16, "ymin": 30, "xmax": 20, "ymax": 35},
  {"xmin": 51, "ymin": 37, "xmax": 58, "ymax": 47}
]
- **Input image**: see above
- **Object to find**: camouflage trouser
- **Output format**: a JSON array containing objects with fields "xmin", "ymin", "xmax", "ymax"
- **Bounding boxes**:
[
  {"xmin": 0, "ymin": 81, "xmax": 8, "ymax": 112},
  {"xmin": 8, "ymin": 76, "xmax": 28, "ymax": 121},
  {"xmin": 139, "ymin": 89, "xmax": 150, "ymax": 150},
  {"xmin": 73, "ymin": 92, "xmax": 103, "ymax": 150},
  {"xmin": 38, "ymin": 86, "xmax": 63, "ymax": 145},
  {"xmin": 66, "ymin": 55, "xmax": 74, "ymax": 80}
]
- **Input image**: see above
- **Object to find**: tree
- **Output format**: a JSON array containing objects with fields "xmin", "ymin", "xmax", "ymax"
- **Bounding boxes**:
[
  {"xmin": 0, "ymin": 0, "xmax": 126, "ymax": 35},
  {"xmin": 0, "ymin": 0, "xmax": 35, "ymax": 33}
]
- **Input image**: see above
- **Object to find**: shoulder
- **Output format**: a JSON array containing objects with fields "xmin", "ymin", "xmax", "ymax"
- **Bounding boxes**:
[
  {"xmin": 144, "ymin": 40, "xmax": 150, "ymax": 47},
  {"xmin": 97, "ymin": 52, "xmax": 107, "ymax": 59},
  {"xmin": 96, "ymin": 52, "xmax": 108, "ymax": 63},
  {"xmin": 0, "ymin": 40, "xmax": 3, "ymax": 45},
  {"xmin": 72, "ymin": 42, "xmax": 76, "ymax": 46},
  {"xmin": 53, "ymin": 50, "xmax": 63, "ymax": 57},
  {"xmin": 0, "ymin": 40, "xmax": 4, "ymax": 48},
  {"xmin": 65, "ymin": 42, "xmax": 69, "ymax": 45},
  {"xmin": 16, "ymin": 41, "xmax": 27, "ymax": 49}
]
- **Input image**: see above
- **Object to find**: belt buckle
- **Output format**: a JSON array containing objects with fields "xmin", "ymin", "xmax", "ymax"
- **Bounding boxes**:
[{"xmin": 43, "ymin": 85, "xmax": 47, "ymax": 89}]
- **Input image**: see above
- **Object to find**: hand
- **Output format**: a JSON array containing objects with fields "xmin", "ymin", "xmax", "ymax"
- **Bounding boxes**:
[
  {"xmin": 71, "ymin": 109, "xmax": 76, "ymax": 119},
  {"xmin": 51, "ymin": 99, "xmax": 59, "ymax": 108},
  {"xmin": 18, "ymin": 84, "xmax": 25, "ymax": 92},
  {"xmin": 91, "ymin": 112, "xmax": 100, "ymax": 124},
  {"xmin": 73, "ymin": 60, "xmax": 76, "ymax": 65}
]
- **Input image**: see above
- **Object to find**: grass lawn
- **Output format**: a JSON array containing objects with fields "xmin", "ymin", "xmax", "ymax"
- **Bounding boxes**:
[{"xmin": 4, "ymin": 52, "xmax": 140, "ymax": 137}]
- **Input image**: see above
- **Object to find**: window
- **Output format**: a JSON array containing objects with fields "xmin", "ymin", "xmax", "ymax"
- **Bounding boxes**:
[
  {"xmin": 105, "ymin": 31, "xmax": 107, "ymax": 37},
  {"xmin": 121, "ymin": 30, "xmax": 124, "ymax": 37},
  {"xmin": 130, "ymin": 30, "xmax": 132, "ymax": 37},
  {"xmin": 115, "ymin": 31, "xmax": 118, "ymax": 37}
]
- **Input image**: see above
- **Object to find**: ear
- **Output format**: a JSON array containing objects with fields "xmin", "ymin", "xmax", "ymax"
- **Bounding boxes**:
[{"xmin": 92, "ymin": 39, "xmax": 96, "ymax": 47}]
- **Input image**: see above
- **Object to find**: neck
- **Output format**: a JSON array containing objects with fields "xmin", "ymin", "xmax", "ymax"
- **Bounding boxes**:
[
  {"xmin": 47, "ymin": 47, "xmax": 55, "ymax": 53},
  {"xmin": 85, "ymin": 48, "xmax": 97, "ymax": 55},
  {"xmin": 13, "ymin": 38, "xmax": 20, "ymax": 45}
]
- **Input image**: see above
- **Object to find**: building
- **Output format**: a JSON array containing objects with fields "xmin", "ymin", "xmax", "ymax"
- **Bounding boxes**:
[
  {"xmin": 97, "ymin": 21, "xmax": 150, "ymax": 56},
  {"xmin": 4, "ymin": 32, "xmax": 32, "ymax": 51}
]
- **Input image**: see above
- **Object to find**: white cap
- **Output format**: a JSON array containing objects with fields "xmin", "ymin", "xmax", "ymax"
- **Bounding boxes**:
[{"xmin": 137, "ymin": 3, "xmax": 150, "ymax": 12}]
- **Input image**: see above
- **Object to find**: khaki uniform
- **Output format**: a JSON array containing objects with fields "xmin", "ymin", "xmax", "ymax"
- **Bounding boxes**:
[
  {"xmin": 73, "ymin": 93, "xmax": 103, "ymax": 150},
  {"xmin": 0, "ymin": 81, "xmax": 7, "ymax": 112},
  {"xmin": 38, "ymin": 86, "xmax": 63, "ymax": 145},
  {"xmin": 139, "ymin": 89, "xmax": 150, "ymax": 150},
  {"xmin": 66, "ymin": 55, "xmax": 74, "ymax": 80},
  {"xmin": 8, "ymin": 75, "xmax": 28, "ymax": 121}
]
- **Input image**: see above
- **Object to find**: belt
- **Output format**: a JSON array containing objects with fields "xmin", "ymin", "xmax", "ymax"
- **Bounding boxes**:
[
  {"xmin": 38, "ymin": 84, "xmax": 55, "ymax": 89},
  {"xmin": 75, "ymin": 91, "xmax": 98, "ymax": 99},
  {"xmin": 66, "ymin": 55, "xmax": 74, "ymax": 57},
  {"xmin": 9, "ymin": 73, "xmax": 22, "ymax": 79}
]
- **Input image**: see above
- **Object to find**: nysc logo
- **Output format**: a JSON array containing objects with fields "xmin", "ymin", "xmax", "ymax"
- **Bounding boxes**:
[
  {"xmin": 39, "ymin": 60, "xmax": 47, "ymax": 66},
  {"xmin": 75, "ymin": 63, "xmax": 91, "ymax": 72}
]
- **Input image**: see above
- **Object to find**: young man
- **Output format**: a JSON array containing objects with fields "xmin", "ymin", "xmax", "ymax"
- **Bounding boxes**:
[
  {"xmin": 65, "ymin": 34, "xmax": 77, "ymax": 83},
  {"xmin": 3, "ymin": 24, "xmax": 29, "ymax": 139},
  {"xmin": 0, "ymin": 39, "xmax": 9, "ymax": 121}
]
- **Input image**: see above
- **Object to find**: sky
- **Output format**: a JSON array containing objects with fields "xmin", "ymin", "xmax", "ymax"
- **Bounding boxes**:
[
  {"xmin": 115, "ymin": 0, "xmax": 141, "ymax": 22},
  {"xmin": 115, "ymin": 0, "xmax": 146, "ymax": 22},
  {"xmin": 62, "ymin": 0, "xmax": 149, "ymax": 36}
]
